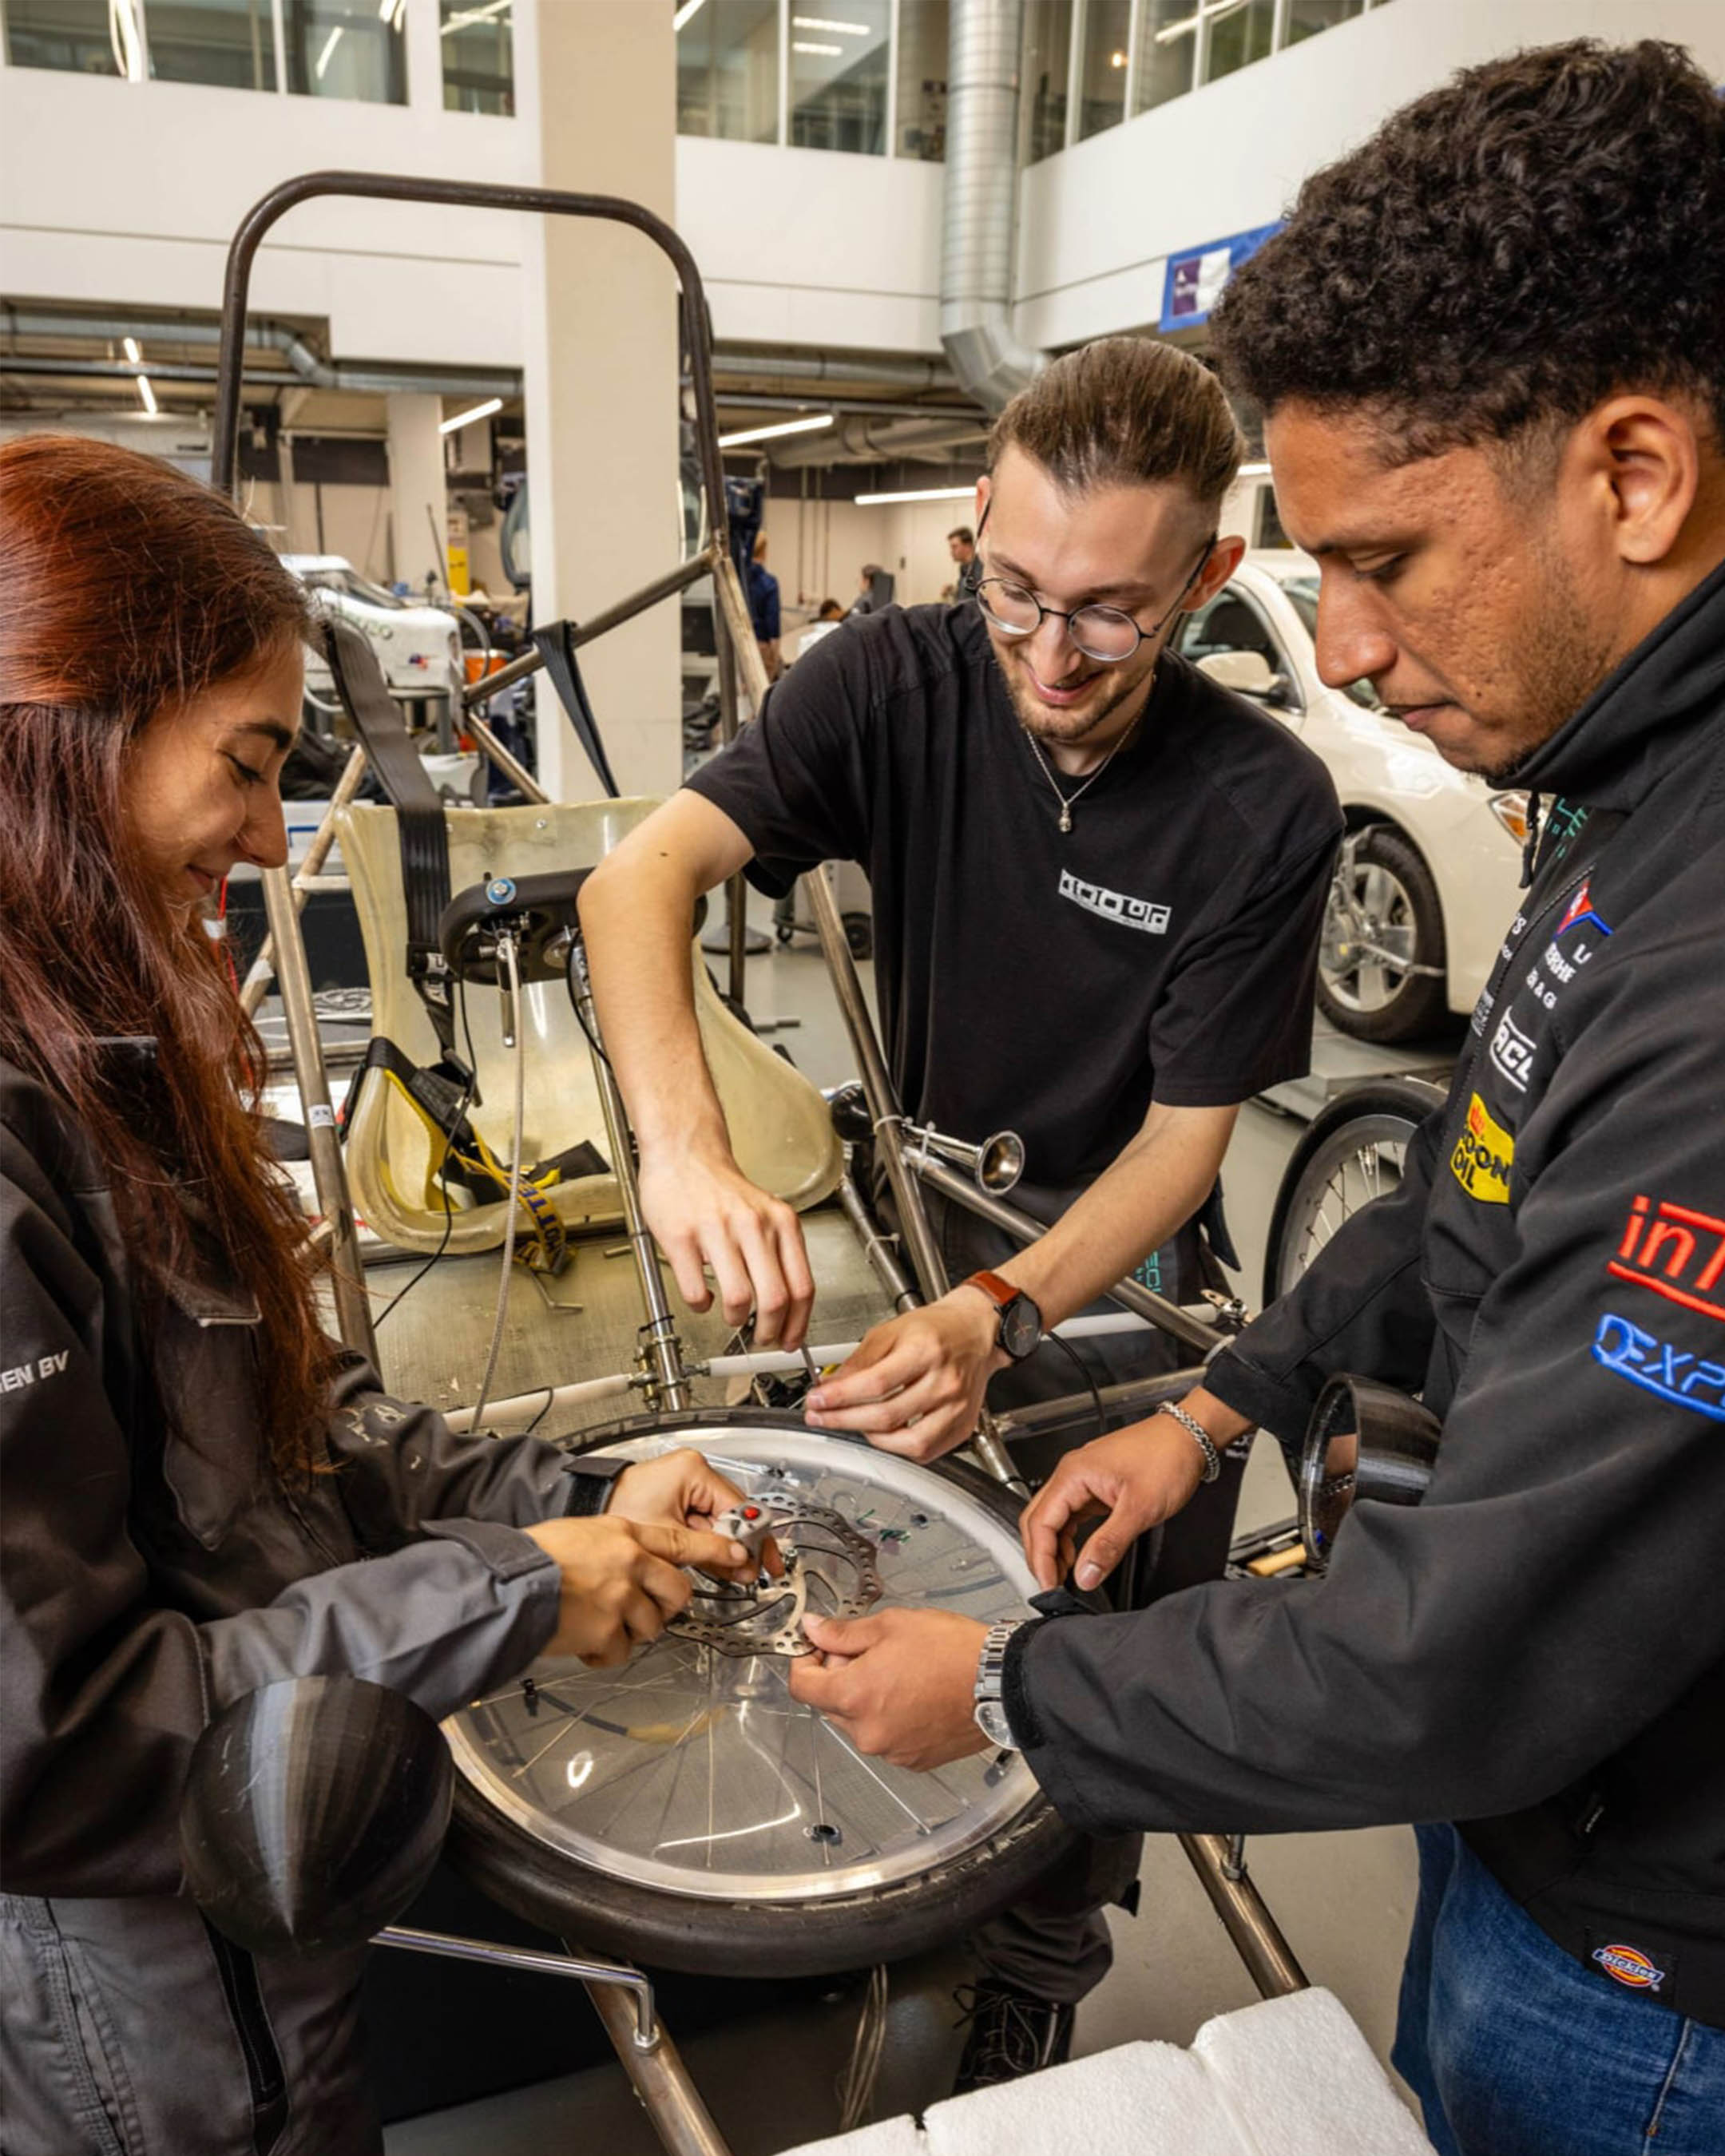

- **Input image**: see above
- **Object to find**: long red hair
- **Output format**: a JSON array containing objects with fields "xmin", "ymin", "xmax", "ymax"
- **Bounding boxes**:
[{"xmin": 0, "ymin": 434, "xmax": 336, "ymax": 1478}]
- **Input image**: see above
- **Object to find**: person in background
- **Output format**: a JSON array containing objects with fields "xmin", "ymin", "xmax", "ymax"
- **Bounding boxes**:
[
  {"xmin": 948, "ymin": 523, "xmax": 981, "ymax": 601},
  {"xmin": 849, "ymin": 562, "xmax": 893, "ymax": 616},
  {"xmin": 0, "ymin": 435, "xmax": 760, "ymax": 2156},
  {"xmin": 796, "ymin": 597, "xmax": 847, "ymax": 662},
  {"xmin": 747, "ymin": 528, "xmax": 783, "ymax": 682}
]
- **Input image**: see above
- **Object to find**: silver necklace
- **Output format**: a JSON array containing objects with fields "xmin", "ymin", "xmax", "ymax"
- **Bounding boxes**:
[{"xmin": 1021, "ymin": 711, "xmax": 1142, "ymax": 834}]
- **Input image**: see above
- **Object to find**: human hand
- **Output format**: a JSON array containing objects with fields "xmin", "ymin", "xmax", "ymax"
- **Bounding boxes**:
[
  {"xmin": 609, "ymin": 1449, "xmax": 783, "ymax": 1578},
  {"xmin": 787, "ymin": 1610, "xmax": 991, "ymax": 1770},
  {"xmin": 1019, "ymin": 1414, "xmax": 1213, "ymax": 1592},
  {"xmin": 522, "ymin": 1515, "xmax": 750, "ymax": 1667},
  {"xmin": 803, "ymin": 1289, "xmax": 1005, "ymax": 1462},
  {"xmin": 637, "ymin": 1146, "xmax": 815, "ymax": 1349}
]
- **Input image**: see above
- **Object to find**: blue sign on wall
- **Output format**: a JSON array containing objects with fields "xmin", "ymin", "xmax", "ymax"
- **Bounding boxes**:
[{"xmin": 1159, "ymin": 221, "xmax": 1283, "ymax": 333}]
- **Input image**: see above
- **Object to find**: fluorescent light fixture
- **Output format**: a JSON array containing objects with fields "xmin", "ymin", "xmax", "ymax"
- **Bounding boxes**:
[
  {"xmin": 854, "ymin": 485, "xmax": 978, "ymax": 505},
  {"xmin": 718, "ymin": 413, "xmax": 835, "ymax": 448},
  {"xmin": 1237, "ymin": 460, "xmax": 1271, "ymax": 477},
  {"xmin": 792, "ymin": 42, "xmax": 842, "ymax": 55},
  {"xmin": 791, "ymin": 14, "xmax": 871, "ymax": 31},
  {"xmin": 315, "ymin": 24, "xmax": 343, "ymax": 77},
  {"xmin": 672, "ymin": 0, "xmax": 709, "ymax": 30},
  {"xmin": 122, "ymin": 335, "xmax": 142, "ymax": 363},
  {"xmin": 439, "ymin": 396, "xmax": 504, "ymax": 436},
  {"xmin": 137, "ymin": 375, "xmax": 159, "ymax": 417}
]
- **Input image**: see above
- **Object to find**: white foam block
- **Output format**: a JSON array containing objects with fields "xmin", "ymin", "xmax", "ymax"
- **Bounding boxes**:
[
  {"xmin": 1192, "ymin": 1988, "xmax": 1436, "ymax": 2156},
  {"xmin": 922, "ymin": 2038, "xmax": 1243, "ymax": 2156},
  {"xmin": 779, "ymin": 2115, "xmax": 929, "ymax": 2156}
]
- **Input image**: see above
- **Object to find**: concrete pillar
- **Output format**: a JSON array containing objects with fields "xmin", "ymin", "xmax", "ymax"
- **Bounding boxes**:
[
  {"xmin": 386, "ymin": 392, "xmax": 449, "ymax": 598},
  {"xmin": 523, "ymin": 2, "xmax": 680, "ymax": 803}
]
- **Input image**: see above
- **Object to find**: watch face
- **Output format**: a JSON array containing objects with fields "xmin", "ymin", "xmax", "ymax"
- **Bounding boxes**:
[
  {"xmin": 1001, "ymin": 1297, "xmax": 1041, "ymax": 1361},
  {"xmin": 974, "ymin": 1698, "xmax": 1018, "ymax": 1750}
]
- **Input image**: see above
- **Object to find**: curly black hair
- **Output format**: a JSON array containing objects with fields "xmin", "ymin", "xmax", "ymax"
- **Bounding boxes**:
[{"xmin": 1212, "ymin": 39, "xmax": 1725, "ymax": 460}]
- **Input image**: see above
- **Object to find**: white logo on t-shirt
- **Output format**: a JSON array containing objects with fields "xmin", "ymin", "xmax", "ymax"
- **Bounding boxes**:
[{"xmin": 1057, "ymin": 868, "xmax": 1171, "ymax": 935}]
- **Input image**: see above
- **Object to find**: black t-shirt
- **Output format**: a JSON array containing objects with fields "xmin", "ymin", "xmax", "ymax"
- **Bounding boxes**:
[{"xmin": 688, "ymin": 603, "xmax": 1342, "ymax": 1186}]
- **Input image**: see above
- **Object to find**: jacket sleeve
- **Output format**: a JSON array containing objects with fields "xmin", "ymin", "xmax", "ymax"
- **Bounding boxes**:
[
  {"xmin": 1005, "ymin": 956, "xmax": 1725, "ymax": 1838},
  {"xmin": 1201, "ymin": 1104, "xmax": 1443, "ymax": 1461},
  {"xmin": 318, "ymin": 1353, "xmax": 626, "ymax": 1545},
  {"xmin": 0, "ymin": 1122, "xmax": 566, "ymax": 1900}
]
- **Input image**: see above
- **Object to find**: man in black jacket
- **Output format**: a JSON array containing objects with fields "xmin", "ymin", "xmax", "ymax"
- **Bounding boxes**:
[{"xmin": 790, "ymin": 39, "xmax": 1725, "ymax": 2153}]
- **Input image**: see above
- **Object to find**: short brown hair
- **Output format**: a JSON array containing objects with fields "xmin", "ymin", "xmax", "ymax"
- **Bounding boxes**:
[{"xmin": 989, "ymin": 336, "xmax": 1243, "ymax": 511}]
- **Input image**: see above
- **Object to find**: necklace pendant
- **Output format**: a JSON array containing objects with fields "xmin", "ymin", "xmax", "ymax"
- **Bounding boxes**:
[{"xmin": 1058, "ymin": 807, "xmax": 1073, "ymax": 834}]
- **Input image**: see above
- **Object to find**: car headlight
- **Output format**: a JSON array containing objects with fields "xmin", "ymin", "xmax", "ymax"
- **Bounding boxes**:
[{"xmin": 1489, "ymin": 790, "xmax": 1532, "ymax": 843}]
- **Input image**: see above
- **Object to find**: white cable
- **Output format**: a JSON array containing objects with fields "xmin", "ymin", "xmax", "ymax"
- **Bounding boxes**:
[
  {"xmin": 470, "ymin": 935, "xmax": 523, "ymax": 1433},
  {"xmin": 835, "ymin": 1963, "xmax": 890, "ymax": 2131}
]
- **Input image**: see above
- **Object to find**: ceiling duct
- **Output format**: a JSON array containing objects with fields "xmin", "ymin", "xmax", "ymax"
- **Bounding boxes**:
[
  {"xmin": 770, "ymin": 412, "xmax": 988, "ymax": 469},
  {"xmin": 940, "ymin": 0, "xmax": 1045, "ymax": 411}
]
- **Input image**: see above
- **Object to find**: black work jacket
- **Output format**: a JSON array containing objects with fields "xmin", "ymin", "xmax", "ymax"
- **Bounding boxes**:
[{"xmin": 1005, "ymin": 557, "xmax": 1725, "ymax": 2026}]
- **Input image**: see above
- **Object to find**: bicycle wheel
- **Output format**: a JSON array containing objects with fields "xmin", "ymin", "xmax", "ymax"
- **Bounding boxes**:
[
  {"xmin": 1262, "ymin": 1078, "xmax": 1445, "ymax": 1307},
  {"xmin": 443, "ymin": 1410, "xmax": 1077, "ymax": 1976}
]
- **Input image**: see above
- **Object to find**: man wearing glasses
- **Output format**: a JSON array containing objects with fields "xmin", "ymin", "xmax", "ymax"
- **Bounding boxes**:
[{"xmin": 577, "ymin": 335, "xmax": 1341, "ymax": 2080}]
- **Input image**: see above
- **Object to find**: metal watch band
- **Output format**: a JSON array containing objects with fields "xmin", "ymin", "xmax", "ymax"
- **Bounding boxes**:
[
  {"xmin": 1158, "ymin": 1400, "xmax": 1222, "ymax": 1484},
  {"xmin": 974, "ymin": 1618, "xmax": 1027, "ymax": 1750}
]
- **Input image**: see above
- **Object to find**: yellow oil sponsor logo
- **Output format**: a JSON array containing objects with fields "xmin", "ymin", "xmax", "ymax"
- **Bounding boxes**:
[{"xmin": 1450, "ymin": 1092, "xmax": 1514, "ymax": 1204}]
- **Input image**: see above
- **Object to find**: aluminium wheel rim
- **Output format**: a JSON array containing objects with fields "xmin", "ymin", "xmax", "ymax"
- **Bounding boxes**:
[
  {"xmin": 1273, "ymin": 1113, "xmax": 1416, "ymax": 1298},
  {"xmin": 445, "ymin": 1426, "xmax": 1041, "ymax": 1906},
  {"xmin": 1322, "ymin": 862, "xmax": 1421, "ymax": 1013}
]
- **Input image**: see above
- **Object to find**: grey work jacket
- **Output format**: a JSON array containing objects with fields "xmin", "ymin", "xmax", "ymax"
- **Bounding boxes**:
[{"xmin": 0, "ymin": 1060, "xmax": 621, "ymax": 2154}]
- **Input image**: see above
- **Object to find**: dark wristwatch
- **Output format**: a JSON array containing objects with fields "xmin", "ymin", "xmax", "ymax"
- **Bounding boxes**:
[{"xmin": 961, "ymin": 1270, "xmax": 1043, "ymax": 1361}]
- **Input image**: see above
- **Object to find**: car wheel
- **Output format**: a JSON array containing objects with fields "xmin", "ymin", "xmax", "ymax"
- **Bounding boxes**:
[
  {"xmin": 1262, "ymin": 1078, "xmax": 1445, "ymax": 1305},
  {"xmin": 1318, "ymin": 826, "xmax": 1448, "ymax": 1043}
]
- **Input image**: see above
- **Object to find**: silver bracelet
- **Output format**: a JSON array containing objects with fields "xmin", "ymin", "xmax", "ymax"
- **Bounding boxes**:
[{"xmin": 1157, "ymin": 1400, "xmax": 1221, "ymax": 1484}]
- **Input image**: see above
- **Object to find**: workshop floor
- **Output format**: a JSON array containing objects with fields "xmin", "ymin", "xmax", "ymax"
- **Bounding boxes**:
[{"xmin": 383, "ymin": 898, "xmax": 1426, "ymax": 2156}]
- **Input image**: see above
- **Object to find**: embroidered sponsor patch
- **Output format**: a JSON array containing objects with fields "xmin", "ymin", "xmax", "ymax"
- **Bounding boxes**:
[
  {"xmin": 1592, "ymin": 1312, "xmax": 1725, "ymax": 1422},
  {"xmin": 1608, "ymin": 1195, "xmax": 1725, "ymax": 1324},
  {"xmin": 1057, "ymin": 868, "xmax": 1170, "ymax": 935},
  {"xmin": 1449, "ymin": 1092, "xmax": 1513, "ymax": 1203},
  {"xmin": 1591, "ymin": 1943, "xmax": 1667, "ymax": 1992},
  {"xmin": 1556, "ymin": 877, "xmax": 1612, "ymax": 939},
  {"xmin": 1489, "ymin": 1011, "xmax": 1536, "ymax": 1093}
]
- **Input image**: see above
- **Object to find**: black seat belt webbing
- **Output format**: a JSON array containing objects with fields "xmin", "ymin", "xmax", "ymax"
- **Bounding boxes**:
[
  {"xmin": 321, "ymin": 616, "xmax": 457, "ymax": 1051},
  {"xmin": 532, "ymin": 621, "xmax": 621, "ymax": 799}
]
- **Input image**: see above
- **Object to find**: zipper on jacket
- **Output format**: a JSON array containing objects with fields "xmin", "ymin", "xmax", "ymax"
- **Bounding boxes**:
[{"xmin": 201, "ymin": 1919, "xmax": 289, "ymax": 2155}]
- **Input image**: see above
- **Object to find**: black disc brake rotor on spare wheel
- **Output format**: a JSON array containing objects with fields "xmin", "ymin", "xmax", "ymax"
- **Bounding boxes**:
[{"xmin": 442, "ymin": 1410, "xmax": 1078, "ymax": 1976}]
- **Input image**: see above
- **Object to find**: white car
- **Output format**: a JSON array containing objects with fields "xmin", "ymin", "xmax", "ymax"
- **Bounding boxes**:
[
  {"xmin": 1176, "ymin": 556, "xmax": 1528, "ymax": 1042},
  {"xmin": 284, "ymin": 555, "xmax": 463, "ymax": 724}
]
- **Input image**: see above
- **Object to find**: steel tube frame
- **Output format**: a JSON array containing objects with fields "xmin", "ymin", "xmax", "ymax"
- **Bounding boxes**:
[
  {"xmin": 910, "ymin": 1155, "xmax": 1231, "ymax": 1360},
  {"xmin": 1176, "ymin": 1834, "xmax": 1309, "ymax": 1999},
  {"xmin": 568, "ymin": 943, "xmax": 693, "ymax": 1413},
  {"xmin": 374, "ymin": 1925, "xmax": 660, "ymax": 2049},
  {"xmin": 238, "ymin": 739, "xmax": 369, "ymax": 1017}
]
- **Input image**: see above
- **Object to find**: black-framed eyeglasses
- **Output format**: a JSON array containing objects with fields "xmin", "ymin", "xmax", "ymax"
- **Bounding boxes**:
[{"xmin": 972, "ymin": 505, "xmax": 1217, "ymax": 665}]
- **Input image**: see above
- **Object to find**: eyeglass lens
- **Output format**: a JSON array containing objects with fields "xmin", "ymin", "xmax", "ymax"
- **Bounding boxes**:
[{"xmin": 978, "ymin": 581, "xmax": 1142, "ymax": 664}]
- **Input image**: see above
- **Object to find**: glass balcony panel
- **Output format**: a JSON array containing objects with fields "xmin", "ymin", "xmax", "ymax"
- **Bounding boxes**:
[
  {"xmin": 1076, "ymin": 0, "xmax": 1131, "ymax": 142},
  {"xmin": 1285, "ymin": 0, "xmax": 1366, "ymax": 42},
  {"xmin": 286, "ymin": 0, "xmax": 407, "ymax": 103},
  {"xmin": 1021, "ymin": 0, "xmax": 1072, "ymax": 162},
  {"xmin": 790, "ymin": 0, "xmax": 890, "ymax": 156},
  {"xmin": 146, "ymin": 0, "xmax": 276, "ymax": 89},
  {"xmin": 895, "ymin": 0, "xmax": 947, "ymax": 161},
  {"xmin": 1202, "ymin": 0, "xmax": 1274, "ymax": 83},
  {"xmin": 677, "ymin": 0, "xmax": 779, "ymax": 144},
  {"xmin": 441, "ymin": 0, "xmax": 512, "ymax": 114},
  {"xmin": 6, "ymin": 0, "xmax": 125, "ymax": 74},
  {"xmin": 1132, "ymin": 0, "xmax": 1196, "ymax": 114}
]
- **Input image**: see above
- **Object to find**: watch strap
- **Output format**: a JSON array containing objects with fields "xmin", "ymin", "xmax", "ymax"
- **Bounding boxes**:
[{"xmin": 963, "ymin": 1269, "xmax": 1020, "ymax": 1311}]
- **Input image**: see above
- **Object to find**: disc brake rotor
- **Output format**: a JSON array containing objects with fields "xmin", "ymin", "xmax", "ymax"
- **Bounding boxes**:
[
  {"xmin": 444, "ymin": 1426, "xmax": 1041, "ymax": 1905},
  {"xmin": 671, "ymin": 1489, "xmax": 882, "ymax": 1659}
]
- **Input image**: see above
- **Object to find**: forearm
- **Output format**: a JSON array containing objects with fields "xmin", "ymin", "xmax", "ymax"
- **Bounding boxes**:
[
  {"xmin": 989, "ymin": 1103, "xmax": 1237, "ymax": 1331},
  {"xmin": 578, "ymin": 846, "xmax": 731, "ymax": 1159}
]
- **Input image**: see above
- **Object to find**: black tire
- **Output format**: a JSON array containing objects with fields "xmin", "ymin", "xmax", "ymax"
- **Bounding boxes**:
[
  {"xmin": 1318, "ymin": 826, "xmax": 1448, "ymax": 1044},
  {"xmin": 1262, "ymin": 1078, "xmax": 1445, "ymax": 1307},
  {"xmin": 444, "ymin": 1408, "xmax": 1080, "ymax": 1978},
  {"xmin": 842, "ymin": 910, "xmax": 874, "ymax": 962}
]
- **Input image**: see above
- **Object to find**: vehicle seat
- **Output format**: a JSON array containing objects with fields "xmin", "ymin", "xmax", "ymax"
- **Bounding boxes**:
[{"xmin": 338, "ymin": 796, "xmax": 842, "ymax": 1254}]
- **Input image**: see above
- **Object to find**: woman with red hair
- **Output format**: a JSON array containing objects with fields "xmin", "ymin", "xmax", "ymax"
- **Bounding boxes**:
[{"xmin": 0, "ymin": 436, "xmax": 750, "ymax": 2154}]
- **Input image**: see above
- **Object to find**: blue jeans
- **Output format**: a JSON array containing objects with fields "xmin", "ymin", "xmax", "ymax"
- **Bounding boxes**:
[{"xmin": 1394, "ymin": 1825, "xmax": 1725, "ymax": 2156}]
